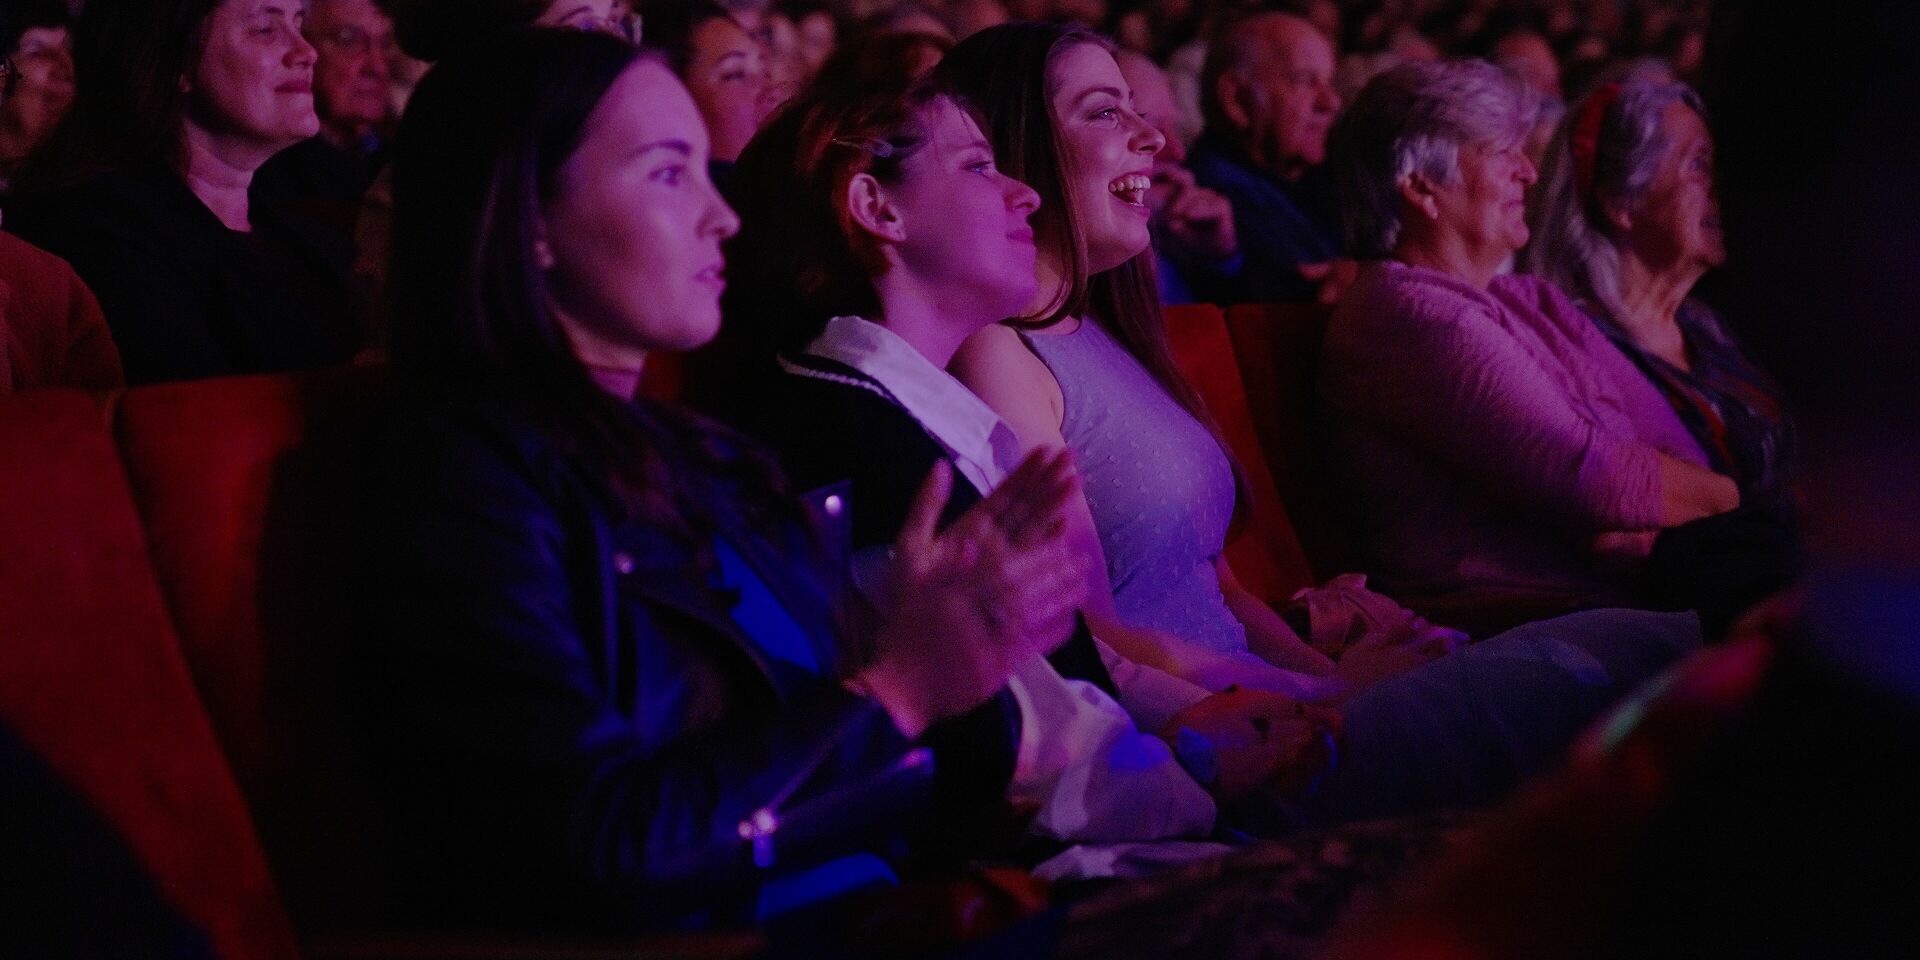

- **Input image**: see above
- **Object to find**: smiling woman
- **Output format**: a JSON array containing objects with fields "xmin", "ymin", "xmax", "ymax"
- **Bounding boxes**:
[{"xmin": 6, "ymin": 0, "xmax": 359, "ymax": 384}]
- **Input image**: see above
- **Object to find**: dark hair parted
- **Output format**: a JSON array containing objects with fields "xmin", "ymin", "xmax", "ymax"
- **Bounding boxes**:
[
  {"xmin": 17, "ymin": 0, "xmax": 219, "ymax": 189},
  {"xmin": 390, "ymin": 28, "xmax": 794, "ymax": 542},
  {"xmin": 938, "ymin": 20, "xmax": 1252, "ymax": 533}
]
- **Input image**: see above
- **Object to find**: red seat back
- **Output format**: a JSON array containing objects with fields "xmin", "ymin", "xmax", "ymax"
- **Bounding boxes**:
[
  {"xmin": 0, "ymin": 388, "xmax": 300, "ymax": 960},
  {"xmin": 1163, "ymin": 303, "xmax": 1319, "ymax": 604},
  {"xmin": 1224, "ymin": 303, "xmax": 1357, "ymax": 582},
  {"xmin": 114, "ymin": 365, "xmax": 400, "ymax": 932}
]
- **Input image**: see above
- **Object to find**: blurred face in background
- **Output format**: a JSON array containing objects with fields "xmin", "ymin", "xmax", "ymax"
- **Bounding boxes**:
[
  {"xmin": 1492, "ymin": 30, "xmax": 1562, "ymax": 100},
  {"xmin": 683, "ymin": 14, "xmax": 777, "ymax": 163},
  {"xmin": 0, "ymin": 24, "xmax": 75, "ymax": 157},
  {"xmin": 186, "ymin": 0, "xmax": 320, "ymax": 162},
  {"xmin": 535, "ymin": 0, "xmax": 636, "ymax": 40},
  {"xmin": 306, "ymin": 0, "xmax": 395, "ymax": 142},
  {"xmin": 795, "ymin": 10, "xmax": 837, "ymax": 73},
  {"xmin": 1220, "ymin": 15, "xmax": 1339, "ymax": 180}
]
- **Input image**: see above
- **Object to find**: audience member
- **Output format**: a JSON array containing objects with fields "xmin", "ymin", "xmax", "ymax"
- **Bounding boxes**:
[
  {"xmin": 778, "ymin": 0, "xmax": 838, "ymax": 78},
  {"xmin": 639, "ymin": 0, "xmax": 778, "ymax": 176},
  {"xmin": 252, "ymin": 0, "xmax": 397, "ymax": 232},
  {"xmin": 6, "ymin": 0, "xmax": 359, "ymax": 385},
  {"xmin": 1489, "ymin": 27, "xmax": 1562, "ymax": 99},
  {"xmin": 1319, "ymin": 59, "xmax": 1738, "ymax": 610},
  {"xmin": 1485, "ymin": 26, "xmax": 1564, "ymax": 168},
  {"xmin": 356, "ymin": 0, "xmax": 640, "ymax": 358},
  {"xmin": 1114, "ymin": 47, "xmax": 1242, "ymax": 305},
  {"xmin": 379, "ymin": 28, "xmax": 1086, "ymax": 932},
  {"xmin": 1191, "ymin": 11, "xmax": 1347, "ymax": 303},
  {"xmin": 1527, "ymin": 81, "xmax": 1794, "ymax": 518},
  {"xmin": 946, "ymin": 0, "xmax": 1009, "ymax": 40},
  {"xmin": 817, "ymin": 24, "xmax": 951, "ymax": 85},
  {"xmin": 0, "ymin": 43, "xmax": 119, "ymax": 393},
  {"xmin": 942, "ymin": 23, "xmax": 1703, "ymax": 826},
  {"xmin": 0, "ymin": 0, "xmax": 73, "ymax": 198}
]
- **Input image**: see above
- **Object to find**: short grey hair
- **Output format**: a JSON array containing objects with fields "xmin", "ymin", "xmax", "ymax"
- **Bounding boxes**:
[
  {"xmin": 1328, "ymin": 59, "xmax": 1532, "ymax": 259},
  {"xmin": 1523, "ymin": 82, "xmax": 1706, "ymax": 321}
]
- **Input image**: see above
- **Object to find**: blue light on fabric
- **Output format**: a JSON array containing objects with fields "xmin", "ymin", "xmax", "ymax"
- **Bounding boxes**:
[{"xmin": 714, "ymin": 539, "xmax": 820, "ymax": 676}]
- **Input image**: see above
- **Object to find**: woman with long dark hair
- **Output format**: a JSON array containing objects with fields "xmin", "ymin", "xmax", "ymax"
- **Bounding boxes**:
[
  {"xmin": 378, "ymin": 28, "xmax": 1084, "ymax": 933},
  {"xmin": 7, "ymin": 0, "xmax": 358, "ymax": 384},
  {"xmin": 939, "ymin": 22, "xmax": 1410, "ymax": 691}
]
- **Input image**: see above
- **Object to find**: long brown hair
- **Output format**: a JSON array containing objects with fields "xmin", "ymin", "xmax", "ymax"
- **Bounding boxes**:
[{"xmin": 938, "ymin": 21, "xmax": 1251, "ymax": 529}]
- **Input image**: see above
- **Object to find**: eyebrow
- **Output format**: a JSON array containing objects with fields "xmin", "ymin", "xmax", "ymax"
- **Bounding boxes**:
[
  {"xmin": 635, "ymin": 139, "xmax": 693, "ymax": 158},
  {"xmin": 1072, "ymin": 85, "xmax": 1127, "ymax": 108},
  {"xmin": 553, "ymin": 5, "xmax": 594, "ymax": 21}
]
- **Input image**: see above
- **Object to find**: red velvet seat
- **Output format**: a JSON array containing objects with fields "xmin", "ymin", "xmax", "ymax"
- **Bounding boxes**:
[
  {"xmin": 0, "ymin": 387, "xmax": 301, "ymax": 960},
  {"xmin": 1221, "ymin": 302, "xmax": 1356, "ymax": 584},
  {"xmin": 113, "ymin": 366, "xmax": 401, "ymax": 931},
  {"xmin": 1163, "ymin": 303, "xmax": 1319, "ymax": 605}
]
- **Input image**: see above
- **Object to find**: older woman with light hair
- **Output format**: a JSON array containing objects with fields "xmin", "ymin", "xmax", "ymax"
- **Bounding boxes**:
[
  {"xmin": 1526, "ymin": 82, "xmax": 1795, "ymax": 517},
  {"xmin": 1317, "ymin": 59, "xmax": 1744, "ymax": 614}
]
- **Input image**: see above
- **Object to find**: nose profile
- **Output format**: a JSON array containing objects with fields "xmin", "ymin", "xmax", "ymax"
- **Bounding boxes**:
[
  {"xmin": 708, "ymin": 189, "xmax": 742, "ymax": 240},
  {"xmin": 289, "ymin": 29, "xmax": 318, "ymax": 69},
  {"xmin": 1008, "ymin": 176, "xmax": 1041, "ymax": 215},
  {"xmin": 1130, "ymin": 108, "xmax": 1165, "ymax": 157}
]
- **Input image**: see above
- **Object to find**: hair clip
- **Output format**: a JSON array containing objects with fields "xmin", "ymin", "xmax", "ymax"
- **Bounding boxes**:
[{"xmin": 831, "ymin": 136, "xmax": 896, "ymax": 158}]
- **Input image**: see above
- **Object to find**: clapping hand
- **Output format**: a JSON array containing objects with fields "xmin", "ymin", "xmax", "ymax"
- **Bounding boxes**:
[{"xmin": 858, "ymin": 449, "xmax": 1087, "ymax": 737}]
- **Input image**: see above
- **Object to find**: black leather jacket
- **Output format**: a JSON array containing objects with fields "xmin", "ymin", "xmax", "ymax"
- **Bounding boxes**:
[{"xmin": 374, "ymin": 391, "xmax": 1018, "ymax": 934}]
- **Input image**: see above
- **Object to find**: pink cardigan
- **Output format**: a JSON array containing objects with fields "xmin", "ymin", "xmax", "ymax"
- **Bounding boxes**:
[{"xmin": 1319, "ymin": 260, "xmax": 1708, "ymax": 602}]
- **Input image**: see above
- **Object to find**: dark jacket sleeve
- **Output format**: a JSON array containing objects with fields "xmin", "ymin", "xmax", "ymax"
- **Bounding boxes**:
[
  {"xmin": 380, "ymin": 407, "xmax": 961, "ymax": 926},
  {"xmin": 9, "ymin": 177, "xmax": 235, "ymax": 384}
]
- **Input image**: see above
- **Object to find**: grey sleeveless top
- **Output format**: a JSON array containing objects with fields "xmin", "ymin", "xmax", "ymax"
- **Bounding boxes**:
[{"xmin": 1019, "ymin": 319, "xmax": 1247, "ymax": 655}]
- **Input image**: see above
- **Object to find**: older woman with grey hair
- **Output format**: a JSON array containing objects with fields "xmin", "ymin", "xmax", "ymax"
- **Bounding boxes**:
[
  {"xmin": 1316, "ymin": 59, "xmax": 1742, "ymax": 613},
  {"xmin": 1526, "ymin": 82, "xmax": 1795, "ymax": 517}
]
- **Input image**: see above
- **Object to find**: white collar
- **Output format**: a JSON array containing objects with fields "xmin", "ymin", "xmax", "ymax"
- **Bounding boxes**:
[{"xmin": 793, "ymin": 316, "xmax": 1023, "ymax": 491}]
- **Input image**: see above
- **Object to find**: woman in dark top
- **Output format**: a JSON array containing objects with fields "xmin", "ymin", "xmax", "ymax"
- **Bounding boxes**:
[
  {"xmin": 7, "ymin": 0, "xmax": 357, "ymax": 384},
  {"xmin": 377, "ymin": 30, "xmax": 1083, "ymax": 934}
]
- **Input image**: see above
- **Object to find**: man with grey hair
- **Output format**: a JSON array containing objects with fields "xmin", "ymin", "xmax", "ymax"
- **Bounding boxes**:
[{"xmin": 1189, "ymin": 10, "xmax": 1346, "ymax": 303}]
